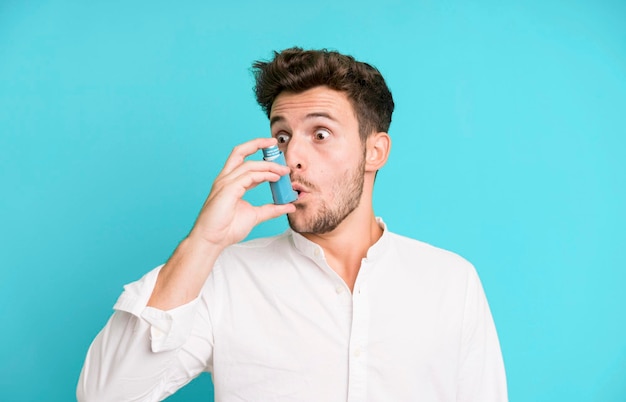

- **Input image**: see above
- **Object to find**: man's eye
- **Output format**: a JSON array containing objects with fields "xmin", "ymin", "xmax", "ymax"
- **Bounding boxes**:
[
  {"xmin": 276, "ymin": 133, "xmax": 290, "ymax": 144},
  {"xmin": 314, "ymin": 129, "xmax": 330, "ymax": 140}
]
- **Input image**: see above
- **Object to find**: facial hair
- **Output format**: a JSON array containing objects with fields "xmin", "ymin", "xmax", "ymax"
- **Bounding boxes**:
[{"xmin": 287, "ymin": 153, "xmax": 365, "ymax": 234}]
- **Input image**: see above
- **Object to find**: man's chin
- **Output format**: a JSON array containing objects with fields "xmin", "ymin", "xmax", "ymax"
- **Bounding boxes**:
[
  {"xmin": 286, "ymin": 214, "xmax": 305, "ymax": 233},
  {"xmin": 287, "ymin": 214, "xmax": 339, "ymax": 235},
  {"xmin": 287, "ymin": 214, "xmax": 313, "ymax": 234}
]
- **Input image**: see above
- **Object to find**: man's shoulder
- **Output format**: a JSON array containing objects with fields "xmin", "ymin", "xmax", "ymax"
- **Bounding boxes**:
[
  {"xmin": 221, "ymin": 231, "xmax": 293, "ymax": 258},
  {"xmin": 211, "ymin": 232, "xmax": 294, "ymax": 278},
  {"xmin": 237, "ymin": 232, "xmax": 291, "ymax": 248},
  {"xmin": 385, "ymin": 230, "xmax": 474, "ymax": 271}
]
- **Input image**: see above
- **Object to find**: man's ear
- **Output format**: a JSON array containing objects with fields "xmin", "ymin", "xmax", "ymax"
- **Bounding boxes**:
[{"xmin": 365, "ymin": 132, "xmax": 391, "ymax": 172}]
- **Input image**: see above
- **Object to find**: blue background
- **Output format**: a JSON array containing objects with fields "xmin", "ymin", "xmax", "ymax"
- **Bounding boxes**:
[{"xmin": 1, "ymin": 0, "xmax": 625, "ymax": 401}]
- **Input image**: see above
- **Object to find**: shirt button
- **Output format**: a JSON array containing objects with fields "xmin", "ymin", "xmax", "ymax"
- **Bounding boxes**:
[
  {"xmin": 354, "ymin": 347, "xmax": 362, "ymax": 358},
  {"xmin": 313, "ymin": 248, "xmax": 320, "ymax": 257},
  {"xmin": 335, "ymin": 286, "xmax": 345, "ymax": 294}
]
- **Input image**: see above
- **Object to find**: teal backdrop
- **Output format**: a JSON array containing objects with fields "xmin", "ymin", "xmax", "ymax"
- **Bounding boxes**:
[{"xmin": 1, "ymin": 0, "xmax": 625, "ymax": 401}]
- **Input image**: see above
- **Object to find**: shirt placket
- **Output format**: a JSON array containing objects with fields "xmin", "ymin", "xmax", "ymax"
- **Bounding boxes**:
[{"xmin": 347, "ymin": 259, "xmax": 371, "ymax": 402}]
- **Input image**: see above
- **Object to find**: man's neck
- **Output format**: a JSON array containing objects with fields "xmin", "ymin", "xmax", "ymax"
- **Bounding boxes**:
[{"xmin": 302, "ymin": 209, "xmax": 383, "ymax": 292}]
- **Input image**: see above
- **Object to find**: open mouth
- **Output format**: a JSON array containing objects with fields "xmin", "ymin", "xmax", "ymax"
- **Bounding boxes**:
[{"xmin": 292, "ymin": 183, "xmax": 305, "ymax": 196}]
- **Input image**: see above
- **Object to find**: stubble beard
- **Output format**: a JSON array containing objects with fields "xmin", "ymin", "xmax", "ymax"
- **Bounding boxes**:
[{"xmin": 288, "ymin": 155, "xmax": 366, "ymax": 235}]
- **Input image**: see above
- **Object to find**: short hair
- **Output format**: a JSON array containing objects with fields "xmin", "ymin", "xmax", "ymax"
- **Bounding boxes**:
[{"xmin": 252, "ymin": 47, "xmax": 394, "ymax": 141}]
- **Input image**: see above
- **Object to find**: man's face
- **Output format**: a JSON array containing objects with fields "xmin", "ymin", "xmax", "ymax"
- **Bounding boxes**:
[{"xmin": 269, "ymin": 86, "xmax": 366, "ymax": 234}]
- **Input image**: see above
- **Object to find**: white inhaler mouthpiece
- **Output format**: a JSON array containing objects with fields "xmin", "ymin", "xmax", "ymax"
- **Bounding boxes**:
[{"xmin": 262, "ymin": 145, "xmax": 298, "ymax": 204}]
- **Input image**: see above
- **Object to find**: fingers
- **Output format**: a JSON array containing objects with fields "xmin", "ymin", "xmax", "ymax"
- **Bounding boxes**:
[
  {"xmin": 211, "ymin": 159, "xmax": 295, "ymax": 218},
  {"xmin": 212, "ymin": 160, "xmax": 289, "ymax": 198},
  {"xmin": 190, "ymin": 138, "xmax": 295, "ymax": 248},
  {"xmin": 221, "ymin": 171, "xmax": 285, "ymax": 200},
  {"xmin": 232, "ymin": 160, "xmax": 290, "ymax": 178},
  {"xmin": 221, "ymin": 137, "xmax": 279, "ymax": 176}
]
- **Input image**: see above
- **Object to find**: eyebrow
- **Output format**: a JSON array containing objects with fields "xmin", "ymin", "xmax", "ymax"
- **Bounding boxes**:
[{"xmin": 270, "ymin": 112, "xmax": 336, "ymax": 127}]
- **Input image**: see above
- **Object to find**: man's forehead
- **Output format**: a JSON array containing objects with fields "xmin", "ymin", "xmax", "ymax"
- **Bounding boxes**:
[{"xmin": 269, "ymin": 87, "xmax": 355, "ymax": 123}]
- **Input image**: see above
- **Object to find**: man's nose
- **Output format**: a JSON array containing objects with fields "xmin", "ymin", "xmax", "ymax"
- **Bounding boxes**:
[{"xmin": 284, "ymin": 135, "xmax": 305, "ymax": 171}]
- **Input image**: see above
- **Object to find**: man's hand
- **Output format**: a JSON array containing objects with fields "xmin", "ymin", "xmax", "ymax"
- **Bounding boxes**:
[
  {"xmin": 188, "ymin": 137, "xmax": 295, "ymax": 249},
  {"xmin": 147, "ymin": 137, "xmax": 295, "ymax": 310}
]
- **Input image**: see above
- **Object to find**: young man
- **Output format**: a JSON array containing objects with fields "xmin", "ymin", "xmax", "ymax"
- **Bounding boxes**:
[{"xmin": 78, "ymin": 48, "xmax": 507, "ymax": 401}]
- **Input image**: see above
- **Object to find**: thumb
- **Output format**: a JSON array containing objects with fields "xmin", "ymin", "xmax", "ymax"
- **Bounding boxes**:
[{"xmin": 255, "ymin": 203, "xmax": 297, "ymax": 224}]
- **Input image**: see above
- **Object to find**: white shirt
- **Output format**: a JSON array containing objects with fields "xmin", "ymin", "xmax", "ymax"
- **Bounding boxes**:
[{"xmin": 77, "ymin": 220, "xmax": 507, "ymax": 401}]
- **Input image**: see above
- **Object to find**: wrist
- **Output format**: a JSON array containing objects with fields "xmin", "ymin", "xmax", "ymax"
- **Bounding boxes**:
[
  {"xmin": 147, "ymin": 235, "xmax": 223, "ymax": 310},
  {"xmin": 179, "ymin": 233, "xmax": 224, "ymax": 263}
]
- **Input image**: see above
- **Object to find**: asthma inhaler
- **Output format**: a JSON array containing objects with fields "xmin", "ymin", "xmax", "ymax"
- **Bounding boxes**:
[{"xmin": 262, "ymin": 145, "xmax": 298, "ymax": 204}]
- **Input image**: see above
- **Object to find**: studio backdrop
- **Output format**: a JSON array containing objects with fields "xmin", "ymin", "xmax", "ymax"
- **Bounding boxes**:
[{"xmin": 1, "ymin": 0, "xmax": 624, "ymax": 401}]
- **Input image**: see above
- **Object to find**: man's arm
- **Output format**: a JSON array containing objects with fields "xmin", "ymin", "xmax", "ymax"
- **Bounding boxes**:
[
  {"xmin": 457, "ymin": 267, "xmax": 508, "ymax": 401},
  {"xmin": 148, "ymin": 137, "xmax": 295, "ymax": 310},
  {"xmin": 77, "ymin": 137, "xmax": 295, "ymax": 401}
]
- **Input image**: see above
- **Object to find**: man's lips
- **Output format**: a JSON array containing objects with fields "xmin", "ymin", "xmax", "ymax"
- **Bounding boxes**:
[{"xmin": 291, "ymin": 182, "xmax": 309, "ymax": 199}]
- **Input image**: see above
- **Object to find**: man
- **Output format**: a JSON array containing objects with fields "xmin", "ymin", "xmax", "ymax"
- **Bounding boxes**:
[{"xmin": 77, "ymin": 47, "xmax": 507, "ymax": 401}]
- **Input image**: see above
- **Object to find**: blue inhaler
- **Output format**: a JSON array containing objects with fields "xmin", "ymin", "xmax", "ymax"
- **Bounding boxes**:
[{"xmin": 262, "ymin": 145, "xmax": 298, "ymax": 204}]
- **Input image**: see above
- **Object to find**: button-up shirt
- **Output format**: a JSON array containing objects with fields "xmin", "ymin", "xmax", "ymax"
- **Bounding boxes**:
[{"xmin": 78, "ymin": 220, "xmax": 507, "ymax": 401}]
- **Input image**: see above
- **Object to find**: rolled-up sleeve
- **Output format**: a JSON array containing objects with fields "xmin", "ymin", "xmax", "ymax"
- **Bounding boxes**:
[{"xmin": 77, "ymin": 266, "xmax": 216, "ymax": 402}]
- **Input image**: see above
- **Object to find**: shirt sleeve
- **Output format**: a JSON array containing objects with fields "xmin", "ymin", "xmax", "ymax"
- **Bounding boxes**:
[
  {"xmin": 456, "ymin": 266, "xmax": 509, "ymax": 402},
  {"xmin": 76, "ymin": 266, "xmax": 216, "ymax": 402}
]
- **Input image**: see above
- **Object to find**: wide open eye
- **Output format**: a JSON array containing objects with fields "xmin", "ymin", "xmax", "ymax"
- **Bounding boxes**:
[
  {"xmin": 314, "ymin": 129, "xmax": 330, "ymax": 141},
  {"xmin": 276, "ymin": 133, "xmax": 291, "ymax": 144}
]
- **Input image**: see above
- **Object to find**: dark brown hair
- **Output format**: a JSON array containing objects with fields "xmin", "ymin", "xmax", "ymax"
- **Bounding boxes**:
[{"xmin": 252, "ymin": 47, "xmax": 394, "ymax": 141}]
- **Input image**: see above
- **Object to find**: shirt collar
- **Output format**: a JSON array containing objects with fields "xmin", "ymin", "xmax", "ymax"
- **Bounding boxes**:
[{"xmin": 288, "ymin": 217, "xmax": 390, "ymax": 262}]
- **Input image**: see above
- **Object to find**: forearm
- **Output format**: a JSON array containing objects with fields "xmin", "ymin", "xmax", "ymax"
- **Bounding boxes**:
[{"xmin": 147, "ymin": 235, "xmax": 223, "ymax": 311}]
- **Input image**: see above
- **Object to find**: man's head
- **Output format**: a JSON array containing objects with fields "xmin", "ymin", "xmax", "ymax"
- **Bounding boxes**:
[
  {"xmin": 252, "ymin": 47, "xmax": 394, "ymax": 142},
  {"xmin": 252, "ymin": 48, "xmax": 393, "ymax": 235}
]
